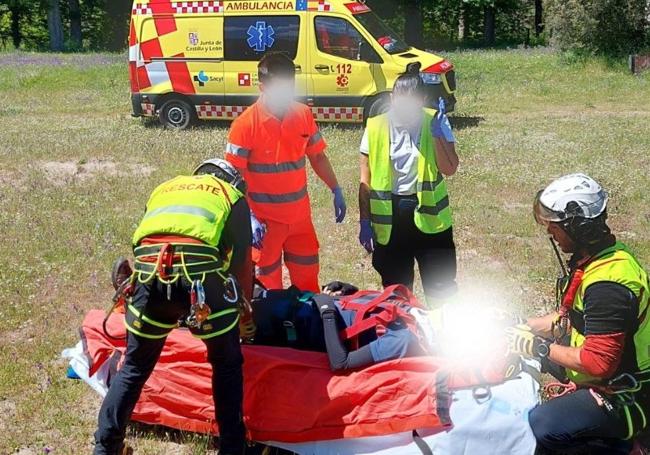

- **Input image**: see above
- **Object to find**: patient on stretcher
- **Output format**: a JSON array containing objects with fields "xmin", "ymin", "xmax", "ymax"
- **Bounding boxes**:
[{"xmin": 250, "ymin": 281, "xmax": 509, "ymax": 372}]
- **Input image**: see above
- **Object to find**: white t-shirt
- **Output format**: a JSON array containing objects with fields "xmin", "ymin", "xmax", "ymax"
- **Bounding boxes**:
[{"xmin": 360, "ymin": 114, "xmax": 426, "ymax": 196}]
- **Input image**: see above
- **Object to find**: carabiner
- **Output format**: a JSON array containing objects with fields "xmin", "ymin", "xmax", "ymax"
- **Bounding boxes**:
[
  {"xmin": 609, "ymin": 373, "xmax": 641, "ymax": 394},
  {"xmin": 224, "ymin": 276, "xmax": 239, "ymax": 304}
]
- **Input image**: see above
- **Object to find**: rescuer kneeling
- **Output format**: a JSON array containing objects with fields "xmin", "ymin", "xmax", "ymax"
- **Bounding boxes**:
[
  {"xmin": 506, "ymin": 173, "xmax": 650, "ymax": 454},
  {"xmin": 93, "ymin": 159, "xmax": 253, "ymax": 455}
]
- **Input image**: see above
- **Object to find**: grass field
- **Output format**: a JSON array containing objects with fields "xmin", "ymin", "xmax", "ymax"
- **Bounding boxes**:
[{"xmin": 0, "ymin": 48, "xmax": 649, "ymax": 453}]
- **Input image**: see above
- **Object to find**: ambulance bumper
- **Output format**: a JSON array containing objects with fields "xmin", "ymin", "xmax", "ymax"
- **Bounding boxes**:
[{"xmin": 424, "ymin": 84, "xmax": 456, "ymax": 113}]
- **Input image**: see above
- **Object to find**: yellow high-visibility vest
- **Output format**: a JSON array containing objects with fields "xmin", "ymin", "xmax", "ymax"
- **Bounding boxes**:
[
  {"xmin": 566, "ymin": 242, "xmax": 650, "ymax": 384},
  {"xmin": 366, "ymin": 110, "xmax": 452, "ymax": 245},
  {"xmin": 132, "ymin": 174, "xmax": 242, "ymax": 247}
]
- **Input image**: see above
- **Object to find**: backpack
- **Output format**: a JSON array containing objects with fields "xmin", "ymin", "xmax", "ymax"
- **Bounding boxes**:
[{"xmin": 252, "ymin": 287, "xmax": 326, "ymax": 351}]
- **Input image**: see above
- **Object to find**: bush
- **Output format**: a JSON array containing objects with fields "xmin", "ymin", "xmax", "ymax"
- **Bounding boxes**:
[{"xmin": 546, "ymin": 0, "xmax": 648, "ymax": 56}]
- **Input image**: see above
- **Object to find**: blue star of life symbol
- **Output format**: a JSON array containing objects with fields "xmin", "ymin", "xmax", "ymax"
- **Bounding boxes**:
[{"xmin": 247, "ymin": 21, "xmax": 275, "ymax": 52}]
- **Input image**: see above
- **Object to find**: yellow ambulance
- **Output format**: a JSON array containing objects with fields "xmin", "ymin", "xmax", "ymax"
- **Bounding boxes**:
[{"xmin": 129, "ymin": 0, "xmax": 456, "ymax": 129}]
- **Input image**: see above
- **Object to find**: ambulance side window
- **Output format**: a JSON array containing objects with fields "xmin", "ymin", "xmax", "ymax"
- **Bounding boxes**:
[
  {"xmin": 224, "ymin": 16, "xmax": 300, "ymax": 61},
  {"xmin": 314, "ymin": 16, "xmax": 376, "ymax": 62}
]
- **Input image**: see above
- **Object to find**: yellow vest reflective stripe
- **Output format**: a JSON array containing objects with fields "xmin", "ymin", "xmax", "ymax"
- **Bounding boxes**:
[
  {"xmin": 132, "ymin": 174, "xmax": 242, "ymax": 247},
  {"xmin": 366, "ymin": 110, "xmax": 453, "ymax": 245},
  {"xmin": 566, "ymin": 242, "xmax": 650, "ymax": 384}
]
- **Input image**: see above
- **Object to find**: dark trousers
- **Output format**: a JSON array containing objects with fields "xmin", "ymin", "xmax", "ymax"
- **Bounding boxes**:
[
  {"xmin": 94, "ymin": 276, "xmax": 245, "ymax": 455},
  {"xmin": 372, "ymin": 195, "xmax": 457, "ymax": 302},
  {"xmin": 529, "ymin": 388, "xmax": 633, "ymax": 454}
]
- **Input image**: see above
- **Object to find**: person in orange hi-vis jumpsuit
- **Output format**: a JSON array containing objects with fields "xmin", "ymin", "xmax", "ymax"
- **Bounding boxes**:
[{"xmin": 225, "ymin": 52, "xmax": 346, "ymax": 293}]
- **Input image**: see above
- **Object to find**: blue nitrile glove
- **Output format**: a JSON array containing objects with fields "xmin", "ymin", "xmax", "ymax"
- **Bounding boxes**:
[
  {"xmin": 432, "ymin": 97, "xmax": 455, "ymax": 143},
  {"xmin": 359, "ymin": 219, "xmax": 374, "ymax": 253},
  {"xmin": 250, "ymin": 213, "xmax": 266, "ymax": 249},
  {"xmin": 333, "ymin": 186, "xmax": 347, "ymax": 223}
]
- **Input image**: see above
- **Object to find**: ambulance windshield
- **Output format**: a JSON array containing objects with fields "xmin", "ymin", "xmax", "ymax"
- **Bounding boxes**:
[{"xmin": 354, "ymin": 12, "xmax": 410, "ymax": 55}]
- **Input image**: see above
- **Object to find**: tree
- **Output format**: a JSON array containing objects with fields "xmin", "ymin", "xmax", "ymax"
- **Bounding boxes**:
[
  {"xmin": 102, "ymin": 0, "xmax": 130, "ymax": 51},
  {"xmin": 534, "ymin": 0, "xmax": 543, "ymax": 36},
  {"xmin": 10, "ymin": 3, "xmax": 21, "ymax": 48},
  {"xmin": 68, "ymin": 0, "xmax": 81, "ymax": 49},
  {"xmin": 403, "ymin": 0, "xmax": 424, "ymax": 48},
  {"xmin": 458, "ymin": 1, "xmax": 469, "ymax": 41},
  {"xmin": 483, "ymin": 2, "xmax": 496, "ymax": 44},
  {"xmin": 5, "ymin": 0, "xmax": 26, "ymax": 48},
  {"xmin": 546, "ymin": 0, "xmax": 648, "ymax": 56},
  {"xmin": 47, "ymin": 0, "xmax": 64, "ymax": 51}
]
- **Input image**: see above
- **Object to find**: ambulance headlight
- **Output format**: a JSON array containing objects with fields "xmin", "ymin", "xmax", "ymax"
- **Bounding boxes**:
[{"xmin": 420, "ymin": 72, "xmax": 441, "ymax": 85}]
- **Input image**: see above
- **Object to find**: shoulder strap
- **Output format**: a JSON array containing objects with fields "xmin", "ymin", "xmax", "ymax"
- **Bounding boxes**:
[{"xmin": 339, "ymin": 285, "xmax": 422, "ymax": 343}]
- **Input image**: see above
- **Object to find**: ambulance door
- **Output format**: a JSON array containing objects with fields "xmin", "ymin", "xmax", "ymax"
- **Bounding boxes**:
[
  {"xmin": 307, "ymin": 14, "xmax": 381, "ymax": 116},
  {"xmin": 175, "ymin": 15, "xmax": 226, "ymax": 112},
  {"xmin": 223, "ymin": 13, "xmax": 308, "ymax": 112},
  {"xmin": 137, "ymin": 14, "xmax": 225, "ymax": 105}
]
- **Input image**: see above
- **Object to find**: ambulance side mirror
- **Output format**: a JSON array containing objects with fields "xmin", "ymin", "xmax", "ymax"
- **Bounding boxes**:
[{"xmin": 358, "ymin": 41, "xmax": 382, "ymax": 64}]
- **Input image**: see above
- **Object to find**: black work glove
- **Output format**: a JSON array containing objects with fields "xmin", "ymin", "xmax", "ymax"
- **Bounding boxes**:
[{"xmin": 322, "ymin": 281, "xmax": 359, "ymax": 296}]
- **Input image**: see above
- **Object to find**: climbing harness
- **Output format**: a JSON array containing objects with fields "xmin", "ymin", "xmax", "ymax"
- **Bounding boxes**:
[
  {"xmin": 104, "ymin": 242, "xmax": 255, "ymax": 341},
  {"xmin": 186, "ymin": 279, "xmax": 210, "ymax": 328},
  {"xmin": 339, "ymin": 285, "xmax": 424, "ymax": 350}
]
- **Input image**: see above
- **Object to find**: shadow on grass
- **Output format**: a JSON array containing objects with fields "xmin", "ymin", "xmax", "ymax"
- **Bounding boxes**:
[
  {"xmin": 140, "ymin": 117, "xmax": 232, "ymax": 131},
  {"xmin": 127, "ymin": 421, "xmax": 211, "ymax": 445},
  {"xmin": 140, "ymin": 116, "xmax": 364, "ymax": 132},
  {"xmin": 450, "ymin": 115, "xmax": 485, "ymax": 130},
  {"xmin": 127, "ymin": 422, "xmax": 294, "ymax": 454}
]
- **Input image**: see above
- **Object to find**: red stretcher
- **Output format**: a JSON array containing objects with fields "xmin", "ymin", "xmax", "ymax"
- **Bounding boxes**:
[{"xmin": 79, "ymin": 309, "xmax": 514, "ymax": 443}]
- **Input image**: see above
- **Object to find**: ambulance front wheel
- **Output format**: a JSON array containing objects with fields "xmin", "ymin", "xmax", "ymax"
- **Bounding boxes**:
[
  {"xmin": 159, "ymin": 98, "xmax": 196, "ymax": 130},
  {"xmin": 364, "ymin": 95, "xmax": 391, "ymax": 124}
]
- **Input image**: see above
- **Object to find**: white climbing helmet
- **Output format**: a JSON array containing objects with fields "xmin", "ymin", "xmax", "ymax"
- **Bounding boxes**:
[
  {"xmin": 193, "ymin": 158, "xmax": 246, "ymax": 194},
  {"xmin": 533, "ymin": 173, "xmax": 608, "ymax": 225}
]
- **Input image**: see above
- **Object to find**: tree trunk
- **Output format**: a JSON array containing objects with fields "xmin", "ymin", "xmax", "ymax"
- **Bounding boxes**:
[
  {"xmin": 483, "ymin": 4, "xmax": 496, "ymax": 45},
  {"xmin": 458, "ymin": 3, "xmax": 466, "ymax": 41},
  {"xmin": 47, "ymin": 0, "xmax": 65, "ymax": 51},
  {"xmin": 69, "ymin": 0, "xmax": 82, "ymax": 49},
  {"xmin": 404, "ymin": 0, "xmax": 424, "ymax": 48},
  {"xmin": 534, "ymin": 0, "xmax": 544, "ymax": 36},
  {"xmin": 10, "ymin": 6, "xmax": 22, "ymax": 49},
  {"xmin": 104, "ymin": 0, "xmax": 132, "ymax": 51}
]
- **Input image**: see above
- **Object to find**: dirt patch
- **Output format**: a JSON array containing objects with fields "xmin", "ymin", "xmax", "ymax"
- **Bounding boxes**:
[
  {"xmin": 0, "ymin": 400, "xmax": 17, "ymax": 431},
  {"xmin": 15, "ymin": 449, "xmax": 37, "ymax": 455},
  {"xmin": 41, "ymin": 159, "xmax": 155, "ymax": 186}
]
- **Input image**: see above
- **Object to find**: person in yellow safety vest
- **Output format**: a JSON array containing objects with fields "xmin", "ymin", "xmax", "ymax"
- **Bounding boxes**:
[
  {"xmin": 358, "ymin": 65, "xmax": 459, "ymax": 306},
  {"xmin": 505, "ymin": 173, "xmax": 650, "ymax": 455},
  {"xmin": 93, "ymin": 159, "xmax": 253, "ymax": 455}
]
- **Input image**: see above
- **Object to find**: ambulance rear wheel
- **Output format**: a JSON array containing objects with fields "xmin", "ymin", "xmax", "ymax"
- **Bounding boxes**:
[{"xmin": 159, "ymin": 98, "xmax": 195, "ymax": 130}]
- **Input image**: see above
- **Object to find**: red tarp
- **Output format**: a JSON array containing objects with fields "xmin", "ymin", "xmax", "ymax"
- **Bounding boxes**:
[{"xmin": 81, "ymin": 310, "xmax": 509, "ymax": 443}]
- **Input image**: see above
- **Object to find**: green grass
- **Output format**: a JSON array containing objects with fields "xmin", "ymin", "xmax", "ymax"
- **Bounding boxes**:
[{"xmin": 0, "ymin": 48, "xmax": 649, "ymax": 453}]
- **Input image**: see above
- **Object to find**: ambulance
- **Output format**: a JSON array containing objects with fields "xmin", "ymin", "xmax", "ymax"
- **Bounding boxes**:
[{"xmin": 129, "ymin": 0, "xmax": 457, "ymax": 129}]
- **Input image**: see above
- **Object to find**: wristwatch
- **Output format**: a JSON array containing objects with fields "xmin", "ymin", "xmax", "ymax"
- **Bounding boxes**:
[{"xmin": 535, "ymin": 339, "xmax": 552, "ymax": 358}]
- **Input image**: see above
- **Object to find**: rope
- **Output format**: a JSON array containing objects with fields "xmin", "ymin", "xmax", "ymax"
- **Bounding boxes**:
[{"xmin": 544, "ymin": 380, "xmax": 577, "ymax": 399}]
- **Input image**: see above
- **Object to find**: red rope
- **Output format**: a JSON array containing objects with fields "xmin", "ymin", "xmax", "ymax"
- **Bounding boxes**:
[{"xmin": 544, "ymin": 381, "xmax": 577, "ymax": 399}]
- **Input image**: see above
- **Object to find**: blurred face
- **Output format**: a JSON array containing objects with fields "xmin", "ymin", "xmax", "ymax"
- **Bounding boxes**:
[
  {"xmin": 391, "ymin": 93, "xmax": 425, "ymax": 126},
  {"xmin": 260, "ymin": 77, "xmax": 296, "ymax": 118},
  {"xmin": 547, "ymin": 222, "xmax": 576, "ymax": 254}
]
